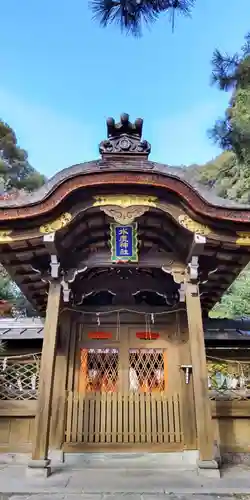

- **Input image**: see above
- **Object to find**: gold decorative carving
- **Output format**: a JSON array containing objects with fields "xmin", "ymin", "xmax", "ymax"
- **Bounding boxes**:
[
  {"xmin": 178, "ymin": 214, "xmax": 211, "ymax": 236},
  {"xmin": 93, "ymin": 195, "xmax": 157, "ymax": 208},
  {"xmin": 102, "ymin": 205, "xmax": 149, "ymax": 224},
  {"xmin": 236, "ymin": 232, "xmax": 250, "ymax": 246},
  {"xmin": 0, "ymin": 230, "xmax": 12, "ymax": 242},
  {"xmin": 172, "ymin": 269, "xmax": 186, "ymax": 284},
  {"xmin": 39, "ymin": 212, "xmax": 72, "ymax": 234},
  {"xmin": 162, "ymin": 262, "xmax": 186, "ymax": 284}
]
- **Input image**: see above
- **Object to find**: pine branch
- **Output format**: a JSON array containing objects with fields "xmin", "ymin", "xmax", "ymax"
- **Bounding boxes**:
[
  {"xmin": 90, "ymin": 0, "xmax": 195, "ymax": 36},
  {"xmin": 241, "ymin": 31, "xmax": 250, "ymax": 57},
  {"xmin": 211, "ymin": 49, "xmax": 240, "ymax": 91}
]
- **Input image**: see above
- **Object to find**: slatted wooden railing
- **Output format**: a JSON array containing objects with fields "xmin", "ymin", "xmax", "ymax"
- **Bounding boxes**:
[{"xmin": 65, "ymin": 391, "xmax": 182, "ymax": 445}]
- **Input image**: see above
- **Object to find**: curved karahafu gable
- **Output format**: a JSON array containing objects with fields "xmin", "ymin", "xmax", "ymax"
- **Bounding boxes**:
[
  {"xmin": 1, "ymin": 163, "xmax": 250, "ymax": 223},
  {"xmin": 0, "ymin": 113, "xmax": 250, "ymax": 314},
  {"xmin": 0, "ymin": 113, "xmax": 250, "ymax": 223}
]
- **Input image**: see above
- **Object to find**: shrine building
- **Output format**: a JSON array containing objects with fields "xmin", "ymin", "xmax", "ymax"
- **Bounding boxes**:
[{"xmin": 1, "ymin": 114, "xmax": 250, "ymax": 477}]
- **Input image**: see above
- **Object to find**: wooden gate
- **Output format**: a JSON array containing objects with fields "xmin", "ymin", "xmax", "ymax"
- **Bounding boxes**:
[{"xmin": 65, "ymin": 391, "xmax": 183, "ymax": 450}]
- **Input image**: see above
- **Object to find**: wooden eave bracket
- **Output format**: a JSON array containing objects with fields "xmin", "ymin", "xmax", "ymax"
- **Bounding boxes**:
[
  {"xmin": 188, "ymin": 256, "xmax": 199, "ymax": 281},
  {"xmin": 60, "ymin": 266, "xmax": 88, "ymax": 303},
  {"xmin": 186, "ymin": 233, "xmax": 206, "ymax": 264},
  {"xmin": 43, "ymin": 233, "xmax": 60, "ymax": 278},
  {"xmin": 185, "ymin": 253, "xmax": 202, "ymax": 297},
  {"xmin": 187, "ymin": 282, "xmax": 199, "ymax": 297},
  {"xmin": 179, "ymin": 283, "xmax": 186, "ymax": 302},
  {"xmin": 186, "ymin": 232, "xmax": 206, "ymax": 283},
  {"xmin": 61, "ymin": 278, "xmax": 70, "ymax": 302}
]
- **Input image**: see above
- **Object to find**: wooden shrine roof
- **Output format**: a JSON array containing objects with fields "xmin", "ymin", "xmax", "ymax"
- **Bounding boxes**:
[
  {"xmin": 1, "ymin": 160, "xmax": 250, "ymax": 219},
  {"xmin": 0, "ymin": 114, "xmax": 250, "ymax": 314}
]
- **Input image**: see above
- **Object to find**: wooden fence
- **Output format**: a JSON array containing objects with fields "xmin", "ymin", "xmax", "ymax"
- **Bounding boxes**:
[{"xmin": 65, "ymin": 391, "xmax": 183, "ymax": 447}]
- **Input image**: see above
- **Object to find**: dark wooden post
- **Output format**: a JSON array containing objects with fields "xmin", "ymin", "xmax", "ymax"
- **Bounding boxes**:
[
  {"xmin": 186, "ymin": 281, "xmax": 220, "ymax": 476},
  {"xmin": 27, "ymin": 280, "xmax": 61, "ymax": 477}
]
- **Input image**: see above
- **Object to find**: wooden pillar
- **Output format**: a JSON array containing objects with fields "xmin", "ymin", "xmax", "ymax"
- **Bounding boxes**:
[
  {"xmin": 49, "ymin": 311, "xmax": 71, "ymax": 459},
  {"xmin": 179, "ymin": 339, "xmax": 197, "ymax": 450},
  {"xmin": 186, "ymin": 281, "xmax": 219, "ymax": 472},
  {"xmin": 28, "ymin": 280, "xmax": 61, "ymax": 476}
]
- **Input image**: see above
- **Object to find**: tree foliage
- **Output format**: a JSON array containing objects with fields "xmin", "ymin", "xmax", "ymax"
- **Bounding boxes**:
[
  {"xmin": 201, "ymin": 32, "xmax": 250, "ymax": 317},
  {"xmin": 0, "ymin": 265, "xmax": 37, "ymax": 317},
  {"xmin": 209, "ymin": 33, "xmax": 250, "ymax": 165},
  {"xmin": 191, "ymin": 33, "xmax": 250, "ymax": 203},
  {"xmin": 0, "ymin": 120, "xmax": 46, "ymax": 193},
  {"xmin": 211, "ymin": 265, "xmax": 250, "ymax": 319},
  {"xmin": 192, "ymin": 151, "xmax": 250, "ymax": 202},
  {"xmin": 0, "ymin": 266, "xmax": 16, "ymax": 303},
  {"xmin": 90, "ymin": 0, "xmax": 195, "ymax": 36},
  {"xmin": 0, "ymin": 120, "xmax": 45, "ymax": 317}
]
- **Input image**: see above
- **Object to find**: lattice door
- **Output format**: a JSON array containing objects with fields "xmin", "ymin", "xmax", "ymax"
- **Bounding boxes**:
[
  {"xmin": 67, "ymin": 344, "xmax": 183, "ymax": 447},
  {"xmin": 129, "ymin": 348, "xmax": 165, "ymax": 392},
  {"xmin": 79, "ymin": 348, "xmax": 119, "ymax": 392}
]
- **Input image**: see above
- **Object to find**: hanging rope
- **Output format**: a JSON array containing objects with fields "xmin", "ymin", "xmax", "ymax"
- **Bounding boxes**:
[
  {"xmin": 116, "ymin": 311, "xmax": 121, "ymax": 341},
  {"xmin": 96, "ymin": 313, "xmax": 101, "ymax": 327},
  {"xmin": 207, "ymin": 355, "xmax": 250, "ymax": 384},
  {"xmin": 145, "ymin": 313, "xmax": 151, "ymax": 340},
  {"xmin": 61, "ymin": 306, "xmax": 186, "ymax": 316},
  {"xmin": 0, "ymin": 352, "xmax": 41, "ymax": 360},
  {"xmin": 207, "ymin": 355, "xmax": 250, "ymax": 365}
]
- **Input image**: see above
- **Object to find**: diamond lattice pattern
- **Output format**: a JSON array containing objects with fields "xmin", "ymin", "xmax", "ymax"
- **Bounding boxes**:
[
  {"xmin": 80, "ymin": 349, "xmax": 119, "ymax": 392},
  {"xmin": 207, "ymin": 359, "xmax": 250, "ymax": 400},
  {"xmin": 129, "ymin": 348, "xmax": 165, "ymax": 392},
  {"xmin": 0, "ymin": 357, "xmax": 40, "ymax": 400}
]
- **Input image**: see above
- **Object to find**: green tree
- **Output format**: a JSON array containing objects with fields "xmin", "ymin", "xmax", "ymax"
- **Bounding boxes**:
[
  {"xmin": 90, "ymin": 0, "xmax": 194, "ymax": 36},
  {"xmin": 192, "ymin": 151, "xmax": 250, "ymax": 202},
  {"xmin": 191, "ymin": 33, "xmax": 250, "ymax": 203},
  {"xmin": 202, "ymin": 33, "xmax": 250, "ymax": 317},
  {"xmin": 0, "ymin": 120, "xmax": 45, "ymax": 317},
  {"xmin": 211, "ymin": 265, "xmax": 250, "ymax": 319},
  {"xmin": 0, "ymin": 266, "xmax": 16, "ymax": 302},
  {"xmin": 0, "ymin": 120, "xmax": 46, "ymax": 193},
  {"xmin": 0, "ymin": 265, "xmax": 37, "ymax": 317},
  {"xmin": 209, "ymin": 33, "xmax": 250, "ymax": 163}
]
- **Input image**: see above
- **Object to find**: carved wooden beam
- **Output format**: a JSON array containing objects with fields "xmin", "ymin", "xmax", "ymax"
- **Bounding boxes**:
[
  {"xmin": 62, "ymin": 223, "xmax": 184, "ymax": 258},
  {"xmin": 70, "ymin": 274, "xmax": 176, "ymax": 298},
  {"xmin": 63, "ymin": 250, "xmax": 182, "ymax": 273},
  {"xmin": 0, "ymin": 246, "xmax": 48, "ymax": 263}
]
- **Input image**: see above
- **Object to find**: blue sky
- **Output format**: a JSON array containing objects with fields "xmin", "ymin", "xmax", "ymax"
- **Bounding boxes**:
[{"xmin": 0, "ymin": 0, "xmax": 250, "ymax": 178}]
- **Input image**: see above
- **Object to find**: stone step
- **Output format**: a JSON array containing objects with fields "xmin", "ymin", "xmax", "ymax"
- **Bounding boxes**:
[
  {"xmin": 64, "ymin": 451, "xmax": 199, "ymax": 469},
  {"xmin": 0, "ymin": 451, "xmax": 199, "ymax": 469}
]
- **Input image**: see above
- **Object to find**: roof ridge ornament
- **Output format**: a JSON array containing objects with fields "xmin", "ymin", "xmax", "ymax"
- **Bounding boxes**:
[{"xmin": 99, "ymin": 113, "xmax": 151, "ymax": 158}]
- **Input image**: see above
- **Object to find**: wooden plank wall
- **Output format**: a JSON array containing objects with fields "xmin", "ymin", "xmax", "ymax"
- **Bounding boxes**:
[
  {"xmin": 0, "ymin": 401, "xmax": 36, "ymax": 452},
  {"xmin": 2, "ymin": 400, "xmax": 250, "ymax": 453},
  {"xmin": 0, "ymin": 417, "xmax": 35, "ymax": 452}
]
